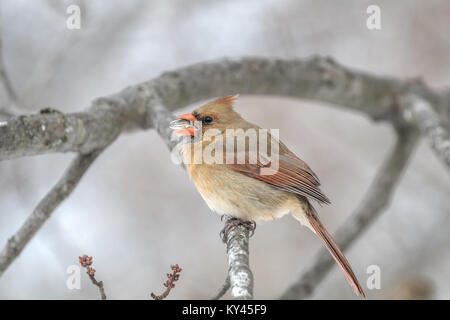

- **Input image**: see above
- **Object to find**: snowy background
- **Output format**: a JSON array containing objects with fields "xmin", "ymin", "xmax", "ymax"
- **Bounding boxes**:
[{"xmin": 0, "ymin": 0, "xmax": 449, "ymax": 299}]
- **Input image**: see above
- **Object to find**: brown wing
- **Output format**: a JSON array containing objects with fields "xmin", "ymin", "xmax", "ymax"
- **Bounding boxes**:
[{"xmin": 225, "ymin": 141, "xmax": 331, "ymax": 205}]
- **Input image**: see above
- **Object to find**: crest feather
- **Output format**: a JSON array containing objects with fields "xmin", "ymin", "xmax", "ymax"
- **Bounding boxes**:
[{"xmin": 213, "ymin": 94, "xmax": 239, "ymax": 107}]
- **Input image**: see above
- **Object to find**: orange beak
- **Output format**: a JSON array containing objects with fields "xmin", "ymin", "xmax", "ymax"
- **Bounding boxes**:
[{"xmin": 171, "ymin": 113, "xmax": 196, "ymax": 136}]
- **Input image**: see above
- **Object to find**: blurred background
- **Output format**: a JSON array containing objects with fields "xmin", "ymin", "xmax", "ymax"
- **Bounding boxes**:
[{"xmin": 0, "ymin": 0, "xmax": 449, "ymax": 299}]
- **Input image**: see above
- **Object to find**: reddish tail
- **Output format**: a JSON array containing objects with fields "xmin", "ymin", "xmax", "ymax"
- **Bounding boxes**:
[{"xmin": 305, "ymin": 204, "xmax": 365, "ymax": 298}]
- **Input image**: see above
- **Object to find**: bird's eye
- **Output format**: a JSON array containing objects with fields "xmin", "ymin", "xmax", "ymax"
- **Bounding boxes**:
[{"xmin": 203, "ymin": 116, "xmax": 213, "ymax": 124}]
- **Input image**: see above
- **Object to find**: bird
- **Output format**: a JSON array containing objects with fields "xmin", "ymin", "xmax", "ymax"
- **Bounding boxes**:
[{"xmin": 169, "ymin": 94, "xmax": 365, "ymax": 297}]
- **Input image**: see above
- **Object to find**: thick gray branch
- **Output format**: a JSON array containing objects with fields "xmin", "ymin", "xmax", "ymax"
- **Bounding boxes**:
[
  {"xmin": 222, "ymin": 216, "xmax": 253, "ymax": 300},
  {"xmin": 1, "ymin": 57, "xmax": 448, "ymax": 161},
  {"xmin": 401, "ymin": 93, "xmax": 450, "ymax": 170},
  {"xmin": 279, "ymin": 127, "xmax": 420, "ymax": 299},
  {"xmin": 0, "ymin": 97, "xmax": 139, "ymax": 161},
  {"xmin": 0, "ymin": 149, "xmax": 103, "ymax": 276}
]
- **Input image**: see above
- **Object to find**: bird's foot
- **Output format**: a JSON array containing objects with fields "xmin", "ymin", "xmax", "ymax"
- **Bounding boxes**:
[{"xmin": 220, "ymin": 217, "xmax": 256, "ymax": 242}]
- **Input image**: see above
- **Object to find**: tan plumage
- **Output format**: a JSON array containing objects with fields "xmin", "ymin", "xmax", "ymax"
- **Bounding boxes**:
[{"xmin": 171, "ymin": 95, "xmax": 365, "ymax": 297}]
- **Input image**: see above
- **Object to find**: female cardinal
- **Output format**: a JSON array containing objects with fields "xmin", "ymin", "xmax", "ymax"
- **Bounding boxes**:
[{"xmin": 169, "ymin": 95, "xmax": 365, "ymax": 297}]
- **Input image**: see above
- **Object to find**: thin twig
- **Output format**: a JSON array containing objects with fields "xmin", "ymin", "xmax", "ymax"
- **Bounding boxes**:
[
  {"xmin": 79, "ymin": 255, "xmax": 107, "ymax": 300},
  {"xmin": 211, "ymin": 275, "xmax": 231, "ymax": 300},
  {"xmin": 88, "ymin": 274, "xmax": 107, "ymax": 300},
  {"xmin": 279, "ymin": 127, "xmax": 420, "ymax": 299},
  {"xmin": 151, "ymin": 264, "xmax": 182, "ymax": 300},
  {"xmin": 0, "ymin": 149, "xmax": 103, "ymax": 276}
]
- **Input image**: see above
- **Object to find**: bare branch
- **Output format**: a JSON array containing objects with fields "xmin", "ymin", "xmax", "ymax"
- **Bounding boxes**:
[
  {"xmin": 151, "ymin": 264, "xmax": 182, "ymax": 300},
  {"xmin": 400, "ymin": 93, "xmax": 450, "ymax": 170},
  {"xmin": 211, "ymin": 275, "xmax": 231, "ymax": 300},
  {"xmin": 0, "ymin": 100, "xmax": 134, "ymax": 161},
  {"xmin": 2, "ymin": 57, "xmax": 448, "ymax": 161},
  {"xmin": 221, "ymin": 216, "xmax": 253, "ymax": 300},
  {"xmin": 279, "ymin": 127, "xmax": 420, "ymax": 299},
  {"xmin": 0, "ymin": 99, "xmax": 178, "ymax": 277},
  {"xmin": 0, "ymin": 149, "xmax": 103, "ymax": 276},
  {"xmin": 88, "ymin": 273, "xmax": 107, "ymax": 300},
  {"xmin": 79, "ymin": 255, "xmax": 107, "ymax": 300}
]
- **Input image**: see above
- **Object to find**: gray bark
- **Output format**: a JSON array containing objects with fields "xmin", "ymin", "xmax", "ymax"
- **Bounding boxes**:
[
  {"xmin": 2, "ymin": 57, "xmax": 449, "ymax": 161},
  {"xmin": 222, "ymin": 216, "xmax": 253, "ymax": 300},
  {"xmin": 400, "ymin": 93, "xmax": 450, "ymax": 169}
]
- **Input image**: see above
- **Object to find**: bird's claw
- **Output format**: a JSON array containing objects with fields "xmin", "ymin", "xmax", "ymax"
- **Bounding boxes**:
[{"xmin": 220, "ymin": 217, "xmax": 256, "ymax": 242}]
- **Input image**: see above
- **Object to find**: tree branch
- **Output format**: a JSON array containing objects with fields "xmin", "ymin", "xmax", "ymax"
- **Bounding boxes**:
[
  {"xmin": 221, "ymin": 216, "xmax": 253, "ymax": 300},
  {"xmin": 150, "ymin": 264, "xmax": 182, "ymax": 300},
  {"xmin": 400, "ymin": 93, "xmax": 450, "ymax": 170},
  {"xmin": 88, "ymin": 273, "xmax": 107, "ymax": 300},
  {"xmin": 0, "ymin": 149, "xmax": 103, "ymax": 276},
  {"xmin": 279, "ymin": 127, "xmax": 420, "ymax": 299},
  {"xmin": 79, "ymin": 255, "xmax": 107, "ymax": 300},
  {"xmin": 1, "ymin": 57, "xmax": 448, "ymax": 161}
]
